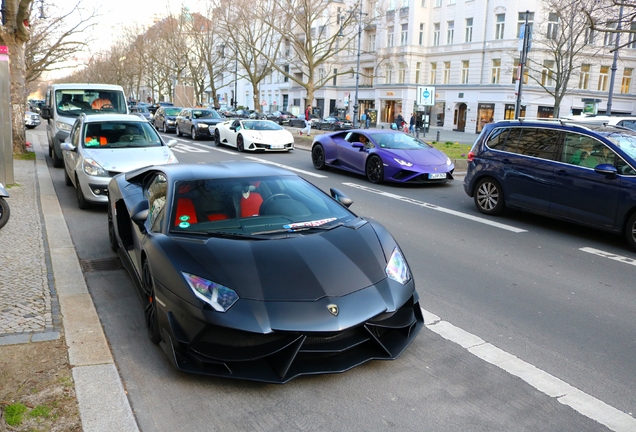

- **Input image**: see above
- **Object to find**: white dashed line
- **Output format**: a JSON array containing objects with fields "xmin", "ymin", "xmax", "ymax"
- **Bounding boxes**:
[
  {"xmin": 580, "ymin": 247, "xmax": 636, "ymax": 266},
  {"xmin": 422, "ymin": 308, "xmax": 636, "ymax": 432},
  {"xmin": 343, "ymin": 182, "xmax": 527, "ymax": 233},
  {"xmin": 244, "ymin": 156, "xmax": 328, "ymax": 178}
]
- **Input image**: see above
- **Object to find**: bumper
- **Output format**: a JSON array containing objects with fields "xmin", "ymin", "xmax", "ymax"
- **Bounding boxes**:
[
  {"xmin": 386, "ymin": 164, "xmax": 455, "ymax": 184},
  {"xmin": 78, "ymin": 172, "xmax": 111, "ymax": 204},
  {"xmin": 155, "ymin": 279, "xmax": 422, "ymax": 383}
]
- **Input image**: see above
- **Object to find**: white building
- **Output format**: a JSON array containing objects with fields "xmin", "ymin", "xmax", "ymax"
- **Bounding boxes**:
[{"xmin": 216, "ymin": 0, "xmax": 636, "ymax": 133}]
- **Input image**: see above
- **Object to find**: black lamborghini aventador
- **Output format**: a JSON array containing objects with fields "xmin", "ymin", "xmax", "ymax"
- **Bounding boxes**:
[{"xmin": 107, "ymin": 162, "xmax": 422, "ymax": 383}]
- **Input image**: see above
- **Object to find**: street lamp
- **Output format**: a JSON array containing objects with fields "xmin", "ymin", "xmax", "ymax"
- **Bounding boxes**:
[{"xmin": 606, "ymin": 5, "xmax": 624, "ymax": 115}]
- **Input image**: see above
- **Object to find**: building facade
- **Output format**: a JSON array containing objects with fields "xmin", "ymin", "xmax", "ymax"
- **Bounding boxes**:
[{"xmin": 215, "ymin": 0, "xmax": 636, "ymax": 133}]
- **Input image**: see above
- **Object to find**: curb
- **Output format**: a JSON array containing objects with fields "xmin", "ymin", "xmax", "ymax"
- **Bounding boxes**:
[{"xmin": 29, "ymin": 131, "xmax": 139, "ymax": 432}]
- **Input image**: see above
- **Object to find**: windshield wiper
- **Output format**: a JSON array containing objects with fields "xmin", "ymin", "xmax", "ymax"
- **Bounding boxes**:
[{"xmin": 252, "ymin": 221, "xmax": 345, "ymax": 235}]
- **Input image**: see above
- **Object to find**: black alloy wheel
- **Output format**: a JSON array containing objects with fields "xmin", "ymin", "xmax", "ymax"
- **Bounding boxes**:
[
  {"xmin": 214, "ymin": 129, "xmax": 221, "ymax": 146},
  {"xmin": 312, "ymin": 145, "xmax": 326, "ymax": 170},
  {"xmin": 163, "ymin": 122, "xmax": 168, "ymax": 133},
  {"xmin": 237, "ymin": 135, "xmax": 245, "ymax": 152},
  {"xmin": 142, "ymin": 261, "xmax": 161, "ymax": 344},
  {"xmin": 365, "ymin": 155, "xmax": 384, "ymax": 184},
  {"xmin": 474, "ymin": 177, "xmax": 505, "ymax": 215},
  {"xmin": 0, "ymin": 197, "xmax": 9, "ymax": 230}
]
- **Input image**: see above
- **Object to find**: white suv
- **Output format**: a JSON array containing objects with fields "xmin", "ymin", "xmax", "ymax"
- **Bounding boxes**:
[{"xmin": 563, "ymin": 115, "xmax": 636, "ymax": 131}]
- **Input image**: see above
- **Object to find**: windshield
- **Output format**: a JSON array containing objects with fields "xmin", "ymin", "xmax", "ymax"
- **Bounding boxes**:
[
  {"xmin": 164, "ymin": 108, "xmax": 181, "ymax": 116},
  {"xmin": 55, "ymin": 89, "xmax": 127, "ymax": 117},
  {"xmin": 82, "ymin": 121, "xmax": 162, "ymax": 148},
  {"xmin": 193, "ymin": 109, "xmax": 222, "ymax": 119},
  {"xmin": 241, "ymin": 121, "xmax": 283, "ymax": 131},
  {"xmin": 170, "ymin": 175, "xmax": 355, "ymax": 237},
  {"xmin": 601, "ymin": 129, "xmax": 636, "ymax": 160},
  {"xmin": 369, "ymin": 132, "xmax": 432, "ymax": 150}
]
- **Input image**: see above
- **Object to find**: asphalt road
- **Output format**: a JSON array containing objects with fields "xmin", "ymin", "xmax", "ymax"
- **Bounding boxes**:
[{"xmin": 38, "ymin": 126, "xmax": 636, "ymax": 431}]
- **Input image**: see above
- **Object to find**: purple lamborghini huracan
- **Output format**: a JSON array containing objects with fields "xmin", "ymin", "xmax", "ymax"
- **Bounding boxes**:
[{"xmin": 311, "ymin": 129, "xmax": 455, "ymax": 184}]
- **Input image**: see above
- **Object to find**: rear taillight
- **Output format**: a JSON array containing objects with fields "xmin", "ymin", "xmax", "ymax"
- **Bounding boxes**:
[{"xmin": 467, "ymin": 151, "xmax": 475, "ymax": 162}]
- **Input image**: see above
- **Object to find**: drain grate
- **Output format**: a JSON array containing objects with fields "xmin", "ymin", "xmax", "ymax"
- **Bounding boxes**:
[{"xmin": 80, "ymin": 257, "xmax": 123, "ymax": 273}]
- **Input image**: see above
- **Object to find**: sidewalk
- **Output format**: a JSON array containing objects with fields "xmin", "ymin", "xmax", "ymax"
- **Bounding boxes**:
[{"xmin": 0, "ymin": 130, "xmax": 138, "ymax": 431}]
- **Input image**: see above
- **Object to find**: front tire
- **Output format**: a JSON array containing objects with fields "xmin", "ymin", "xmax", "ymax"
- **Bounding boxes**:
[
  {"xmin": 142, "ymin": 261, "xmax": 161, "ymax": 344},
  {"xmin": 237, "ymin": 135, "xmax": 245, "ymax": 152},
  {"xmin": 64, "ymin": 168, "xmax": 73, "ymax": 186},
  {"xmin": 474, "ymin": 177, "xmax": 505, "ymax": 215},
  {"xmin": 312, "ymin": 145, "xmax": 326, "ymax": 170},
  {"xmin": 108, "ymin": 204, "xmax": 118, "ymax": 252},
  {"xmin": 52, "ymin": 147, "xmax": 63, "ymax": 168},
  {"xmin": 214, "ymin": 129, "xmax": 221, "ymax": 147},
  {"xmin": 625, "ymin": 213, "xmax": 636, "ymax": 251},
  {"xmin": 191, "ymin": 126, "xmax": 198, "ymax": 140},
  {"xmin": 76, "ymin": 177, "xmax": 90, "ymax": 210},
  {"xmin": 366, "ymin": 155, "xmax": 384, "ymax": 184},
  {"xmin": 163, "ymin": 122, "xmax": 168, "ymax": 133},
  {"xmin": 176, "ymin": 125, "xmax": 182, "ymax": 137},
  {"xmin": 0, "ymin": 198, "xmax": 10, "ymax": 230}
]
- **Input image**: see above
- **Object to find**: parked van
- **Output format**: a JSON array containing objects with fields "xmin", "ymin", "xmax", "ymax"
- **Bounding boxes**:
[{"xmin": 40, "ymin": 83, "xmax": 128, "ymax": 167}]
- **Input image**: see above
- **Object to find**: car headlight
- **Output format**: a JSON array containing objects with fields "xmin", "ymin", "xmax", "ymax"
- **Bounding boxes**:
[
  {"xmin": 394, "ymin": 158, "xmax": 413, "ymax": 167},
  {"xmin": 182, "ymin": 272, "xmax": 239, "ymax": 312},
  {"xmin": 197, "ymin": 123, "xmax": 209, "ymax": 128},
  {"xmin": 167, "ymin": 120, "xmax": 175, "ymax": 125},
  {"xmin": 56, "ymin": 121, "xmax": 73, "ymax": 132},
  {"xmin": 385, "ymin": 247, "xmax": 411, "ymax": 285},
  {"xmin": 446, "ymin": 156, "xmax": 452, "ymax": 165},
  {"xmin": 82, "ymin": 158, "xmax": 108, "ymax": 177},
  {"xmin": 24, "ymin": 113, "xmax": 30, "ymax": 121}
]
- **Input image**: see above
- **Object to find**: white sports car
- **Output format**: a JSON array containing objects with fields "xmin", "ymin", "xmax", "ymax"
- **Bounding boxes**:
[{"xmin": 214, "ymin": 119, "xmax": 294, "ymax": 152}]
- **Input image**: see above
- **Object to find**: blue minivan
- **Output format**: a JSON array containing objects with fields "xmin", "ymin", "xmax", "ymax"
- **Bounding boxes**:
[{"xmin": 464, "ymin": 119, "xmax": 636, "ymax": 250}]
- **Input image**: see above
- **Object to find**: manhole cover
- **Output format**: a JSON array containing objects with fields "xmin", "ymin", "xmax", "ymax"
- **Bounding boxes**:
[{"xmin": 80, "ymin": 257, "xmax": 123, "ymax": 273}]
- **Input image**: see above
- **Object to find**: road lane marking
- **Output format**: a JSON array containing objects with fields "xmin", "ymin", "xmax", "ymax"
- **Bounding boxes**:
[
  {"xmin": 343, "ymin": 183, "xmax": 527, "ymax": 233},
  {"xmin": 170, "ymin": 143, "xmax": 208, "ymax": 153},
  {"xmin": 422, "ymin": 308, "xmax": 636, "ymax": 432},
  {"xmin": 580, "ymin": 247, "xmax": 636, "ymax": 266},
  {"xmin": 244, "ymin": 156, "xmax": 328, "ymax": 178}
]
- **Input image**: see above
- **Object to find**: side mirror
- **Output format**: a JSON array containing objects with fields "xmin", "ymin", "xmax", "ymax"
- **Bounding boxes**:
[
  {"xmin": 594, "ymin": 164, "xmax": 618, "ymax": 179},
  {"xmin": 60, "ymin": 142, "xmax": 76, "ymax": 152},
  {"xmin": 352, "ymin": 143, "xmax": 365, "ymax": 150},
  {"xmin": 130, "ymin": 199, "xmax": 150, "ymax": 232},
  {"xmin": 330, "ymin": 188, "xmax": 353, "ymax": 208},
  {"xmin": 40, "ymin": 106, "xmax": 52, "ymax": 119},
  {"xmin": 166, "ymin": 139, "xmax": 178, "ymax": 148}
]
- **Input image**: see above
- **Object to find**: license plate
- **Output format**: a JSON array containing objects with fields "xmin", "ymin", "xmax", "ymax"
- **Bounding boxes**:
[
  {"xmin": 428, "ymin": 173, "xmax": 446, "ymax": 179},
  {"xmin": 270, "ymin": 144, "xmax": 284, "ymax": 149}
]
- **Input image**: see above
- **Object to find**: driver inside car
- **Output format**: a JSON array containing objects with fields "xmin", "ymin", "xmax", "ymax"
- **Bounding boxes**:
[{"xmin": 91, "ymin": 93, "xmax": 113, "ymax": 110}]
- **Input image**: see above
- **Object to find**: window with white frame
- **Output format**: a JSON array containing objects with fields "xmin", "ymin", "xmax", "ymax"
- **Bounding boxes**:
[
  {"xmin": 541, "ymin": 60, "xmax": 554, "ymax": 86},
  {"xmin": 421, "ymin": 0, "xmax": 426, "ymax": 6},
  {"xmin": 584, "ymin": 27, "xmax": 595, "ymax": 45},
  {"xmin": 461, "ymin": 60, "xmax": 469, "ymax": 83},
  {"xmin": 419, "ymin": 23, "xmax": 425, "ymax": 45},
  {"xmin": 547, "ymin": 13, "xmax": 559, "ymax": 40},
  {"xmin": 401, "ymin": 24, "xmax": 408, "ymax": 45},
  {"xmin": 435, "ymin": 0, "xmax": 441, "ymax": 6},
  {"xmin": 516, "ymin": 12, "xmax": 534, "ymax": 37},
  {"xmin": 598, "ymin": 65, "xmax": 609, "ymax": 90},
  {"xmin": 368, "ymin": 34, "xmax": 376, "ymax": 52},
  {"xmin": 491, "ymin": 59, "xmax": 501, "ymax": 83},
  {"xmin": 319, "ymin": 68, "xmax": 326, "ymax": 83},
  {"xmin": 386, "ymin": 64, "xmax": 393, "ymax": 84},
  {"xmin": 447, "ymin": 21, "xmax": 454, "ymax": 44},
  {"xmin": 398, "ymin": 62, "xmax": 406, "ymax": 83},
  {"xmin": 579, "ymin": 64, "xmax": 590, "ymax": 89},
  {"xmin": 495, "ymin": 14, "xmax": 505, "ymax": 40},
  {"xmin": 448, "ymin": 0, "xmax": 456, "ymax": 4},
  {"xmin": 387, "ymin": 26, "xmax": 394, "ymax": 47},
  {"xmin": 389, "ymin": 0, "xmax": 396, "ymax": 10},
  {"xmin": 416, "ymin": 62, "xmax": 422, "ymax": 83},
  {"xmin": 363, "ymin": 67, "xmax": 374, "ymax": 86},
  {"xmin": 433, "ymin": 23, "xmax": 440, "ymax": 46},
  {"xmin": 430, "ymin": 62, "xmax": 437, "ymax": 84},
  {"xmin": 621, "ymin": 68, "xmax": 632, "ymax": 93},
  {"xmin": 604, "ymin": 22, "xmax": 617, "ymax": 46},
  {"xmin": 443, "ymin": 61, "xmax": 450, "ymax": 84},
  {"xmin": 465, "ymin": 18, "xmax": 473, "ymax": 42},
  {"xmin": 629, "ymin": 22, "xmax": 636, "ymax": 49}
]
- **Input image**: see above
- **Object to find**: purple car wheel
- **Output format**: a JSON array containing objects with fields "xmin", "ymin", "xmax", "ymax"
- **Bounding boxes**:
[
  {"xmin": 312, "ymin": 145, "xmax": 326, "ymax": 170},
  {"xmin": 365, "ymin": 155, "xmax": 384, "ymax": 184}
]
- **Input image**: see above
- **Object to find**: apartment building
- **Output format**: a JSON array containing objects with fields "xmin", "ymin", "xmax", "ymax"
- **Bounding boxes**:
[{"xmin": 217, "ymin": 0, "xmax": 636, "ymax": 133}]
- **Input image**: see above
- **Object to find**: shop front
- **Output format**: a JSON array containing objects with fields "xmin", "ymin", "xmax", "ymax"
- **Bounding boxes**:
[
  {"xmin": 379, "ymin": 90, "xmax": 403, "ymax": 124},
  {"xmin": 476, "ymin": 103, "xmax": 495, "ymax": 133},
  {"xmin": 504, "ymin": 104, "xmax": 526, "ymax": 119},
  {"xmin": 537, "ymin": 106, "xmax": 554, "ymax": 118}
]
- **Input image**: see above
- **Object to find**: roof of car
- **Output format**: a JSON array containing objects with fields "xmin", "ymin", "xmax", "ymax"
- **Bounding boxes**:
[
  {"xmin": 125, "ymin": 162, "xmax": 296, "ymax": 184},
  {"xmin": 82, "ymin": 113, "xmax": 149, "ymax": 123}
]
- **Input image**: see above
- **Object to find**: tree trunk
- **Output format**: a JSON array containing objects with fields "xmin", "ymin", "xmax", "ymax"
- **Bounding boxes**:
[{"xmin": 6, "ymin": 36, "xmax": 27, "ymax": 155}]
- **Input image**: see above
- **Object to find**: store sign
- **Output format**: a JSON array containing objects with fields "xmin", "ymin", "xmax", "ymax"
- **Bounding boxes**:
[{"xmin": 417, "ymin": 86, "xmax": 435, "ymax": 106}]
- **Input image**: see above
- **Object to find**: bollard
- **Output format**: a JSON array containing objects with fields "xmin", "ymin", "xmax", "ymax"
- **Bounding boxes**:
[{"xmin": 436, "ymin": 130, "xmax": 440, "ymax": 142}]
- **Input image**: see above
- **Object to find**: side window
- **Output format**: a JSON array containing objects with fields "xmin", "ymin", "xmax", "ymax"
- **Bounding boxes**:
[
  {"xmin": 618, "ymin": 120, "xmax": 636, "ymax": 131},
  {"xmin": 562, "ymin": 133, "xmax": 604, "ymax": 167},
  {"xmin": 485, "ymin": 127, "xmax": 509, "ymax": 150},
  {"xmin": 515, "ymin": 128, "xmax": 562, "ymax": 161},
  {"xmin": 145, "ymin": 174, "xmax": 168, "ymax": 231}
]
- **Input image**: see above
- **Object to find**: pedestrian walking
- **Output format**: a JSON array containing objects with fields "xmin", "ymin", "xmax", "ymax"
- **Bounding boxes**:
[
  {"xmin": 300, "ymin": 105, "xmax": 312, "ymax": 136},
  {"xmin": 409, "ymin": 114, "xmax": 415, "ymax": 134},
  {"xmin": 365, "ymin": 110, "xmax": 371, "ymax": 129},
  {"xmin": 361, "ymin": 111, "xmax": 367, "ymax": 129}
]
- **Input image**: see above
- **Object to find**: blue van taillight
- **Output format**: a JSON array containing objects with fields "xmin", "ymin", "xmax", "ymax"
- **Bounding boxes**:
[{"xmin": 467, "ymin": 151, "xmax": 475, "ymax": 162}]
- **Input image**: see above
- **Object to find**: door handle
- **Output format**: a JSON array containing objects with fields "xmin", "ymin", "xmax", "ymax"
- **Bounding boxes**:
[{"xmin": 556, "ymin": 170, "xmax": 569, "ymax": 176}]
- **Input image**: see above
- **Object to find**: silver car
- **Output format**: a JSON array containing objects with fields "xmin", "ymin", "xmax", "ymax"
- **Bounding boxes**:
[
  {"xmin": 61, "ymin": 113, "xmax": 179, "ymax": 209},
  {"xmin": 24, "ymin": 110, "xmax": 41, "ymax": 129}
]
